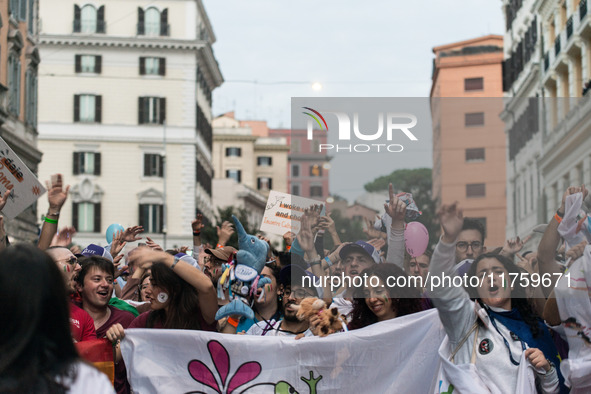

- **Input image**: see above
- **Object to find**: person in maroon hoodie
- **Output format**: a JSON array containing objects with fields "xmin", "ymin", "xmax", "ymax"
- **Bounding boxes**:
[{"xmin": 76, "ymin": 256, "xmax": 134, "ymax": 394}]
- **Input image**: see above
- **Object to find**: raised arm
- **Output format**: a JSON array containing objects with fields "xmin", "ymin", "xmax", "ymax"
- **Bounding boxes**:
[
  {"xmin": 385, "ymin": 183, "xmax": 407, "ymax": 267},
  {"xmin": 38, "ymin": 174, "xmax": 70, "ymax": 250}
]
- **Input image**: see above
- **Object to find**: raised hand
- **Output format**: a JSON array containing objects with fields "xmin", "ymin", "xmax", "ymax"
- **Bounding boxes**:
[
  {"xmin": 192, "ymin": 214, "xmax": 205, "ymax": 234},
  {"xmin": 384, "ymin": 183, "xmax": 406, "ymax": 226},
  {"xmin": 50, "ymin": 226, "xmax": 77, "ymax": 247},
  {"xmin": 122, "ymin": 225, "xmax": 144, "ymax": 242},
  {"xmin": 367, "ymin": 238, "xmax": 386, "ymax": 252},
  {"xmin": 145, "ymin": 236, "xmax": 163, "ymax": 252},
  {"xmin": 298, "ymin": 212, "xmax": 316, "ymax": 259},
  {"xmin": 217, "ymin": 220, "xmax": 234, "ymax": 246},
  {"xmin": 283, "ymin": 231, "xmax": 296, "ymax": 247},
  {"xmin": 110, "ymin": 229, "xmax": 127, "ymax": 256},
  {"xmin": 560, "ymin": 184, "xmax": 589, "ymax": 213},
  {"xmin": 363, "ymin": 217, "xmax": 384, "ymax": 239},
  {"xmin": 437, "ymin": 202, "xmax": 463, "ymax": 244},
  {"xmin": 46, "ymin": 174, "xmax": 70, "ymax": 212},
  {"xmin": 0, "ymin": 188, "xmax": 12, "ymax": 212}
]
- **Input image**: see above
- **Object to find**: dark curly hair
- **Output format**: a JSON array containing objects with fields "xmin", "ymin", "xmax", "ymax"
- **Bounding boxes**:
[
  {"xmin": 348, "ymin": 264, "xmax": 423, "ymax": 330},
  {"xmin": 466, "ymin": 252, "xmax": 541, "ymax": 338}
]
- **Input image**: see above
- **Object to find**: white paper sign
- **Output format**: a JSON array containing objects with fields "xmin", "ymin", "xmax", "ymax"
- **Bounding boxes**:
[
  {"xmin": 0, "ymin": 137, "xmax": 46, "ymax": 219},
  {"xmin": 260, "ymin": 190, "xmax": 325, "ymax": 235}
]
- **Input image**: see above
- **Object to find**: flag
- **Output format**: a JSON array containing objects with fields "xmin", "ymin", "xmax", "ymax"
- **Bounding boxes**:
[{"xmin": 76, "ymin": 338, "xmax": 115, "ymax": 384}]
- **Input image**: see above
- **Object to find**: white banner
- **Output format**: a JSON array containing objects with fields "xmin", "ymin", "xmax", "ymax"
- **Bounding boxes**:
[
  {"xmin": 260, "ymin": 190, "xmax": 325, "ymax": 236},
  {"xmin": 0, "ymin": 137, "xmax": 46, "ymax": 219},
  {"xmin": 122, "ymin": 309, "xmax": 444, "ymax": 393}
]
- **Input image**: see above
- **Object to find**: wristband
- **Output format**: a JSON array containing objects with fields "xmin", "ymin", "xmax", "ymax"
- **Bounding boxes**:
[
  {"xmin": 309, "ymin": 260, "xmax": 321, "ymax": 268},
  {"xmin": 324, "ymin": 256, "xmax": 333, "ymax": 267},
  {"xmin": 193, "ymin": 231, "xmax": 201, "ymax": 236},
  {"xmin": 216, "ymin": 243, "xmax": 224, "ymax": 249},
  {"xmin": 556, "ymin": 209, "xmax": 564, "ymax": 218},
  {"xmin": 554, "ymin": 213, "xmax": 562, "ymax": 223},
  {"xmin": 171, "ymin": 255, "xmax": 181, "ymax": 270},
  {"xmin": 286, "ymin": 245, "xmax": 291, "ymax": 251},
  {"xmin": 227, "ymin": 317, "xmax": 239, "ymax": 328},
  {"xmin": 44, "ymin": 216, "xmax": 58, "ymax": 224},
  {"xmin": 47, "ymin": 211, "xmax": 60, "ymax": 217}
]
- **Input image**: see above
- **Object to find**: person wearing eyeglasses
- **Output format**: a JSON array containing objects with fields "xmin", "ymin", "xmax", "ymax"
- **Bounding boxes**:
[
  {"xmin": 246, "ymin": 264, "xmax": 316, "ymax": 337},
  {"xmin": 455, "ymin": 218, "xmax": 486, "ymax": 264},
  {"xmin": 46, "ymin": 246, "xmax": 96, "ymax": 343}
]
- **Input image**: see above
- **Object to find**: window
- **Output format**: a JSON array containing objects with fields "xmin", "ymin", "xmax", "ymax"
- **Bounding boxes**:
[
  {"xmin": 73, "ymin": 4, "xmax": 105, "ymax": 33},
  {"xmin": 291, "ymin": 183, "xmax": 300, "ymax": 195},
  {"xmin": 137, "ymin": 7, "xmax": 169, "ymax": 36},
  {"xmin": 73, "ymin": 202, "xmax": 101, "ymax": 232},
  {"xmin": 139, "ymin": 57, "xmax": 166, "ymax": 76},
  {"xmin": 226, "ymin": 169, "xmax": 241, "ymax": 183},
  {"xmin": 291, "ymin": 164, "xmax": 300, "ymax": 177},
  {"xmin": 27, "ymin": 0, "xmax": 35, "ymax": 34},
  {"xmin": 25, "ymin": 68, "xmax": 37, "ymax": 127},
  {"xmin": 225, "ymin": 147, "xmax": 241, "ymax": 157},
  {"xmin": 138, "ymin": 97, "xmax": 165, "ymax": 124},
  {"xmin": 139, "ymin": 204, "xmax": 163, "ymax": 233},
  {"xmin": 75, "ymin": 55, "xmax": 102, "ymax": 73},
  {"xmin": 257, "ymin": 177, "xmax": 272, "ymax": 191},
  {"xmin": 9, "ymin": 0, "xmax": 27, "ymax": 21},
  {"xmin": 73, "ymin": 152, "xmax": 101, "ymax": 175},
  {"xmin": 466, "ymin": 183, "xmax": 486, "ymax": 198},
  {"xmin": 310, "ymin": 185, "xmax": 323, "ymax": 197},
  {"xmin": 312, "ymin": 139, "xmax": 321, "ymax": 152},
  {"xmin": 143, "ymin": 153, "xmax": 164, "ymax": 177},
  {"xmin": 292, "ymin": 139, "xmax": 301, "ymax": 153},
  {"xmin": 74, "ymin": 94, "xmax": 102, "ymax": 123},
  {"xmin": 257, "ymin": 156, "xmax": 272, "ymax": 166},
  {"xmin": 464, "ymin": 77, "xmax": 483, "ymax": 91},
  {"xmin": 8, "ymin": 53, "xmax": 20, "ymax": 116},
  {"xmin": 465, "ymin": 148, "xmax": 485, "ymax": 162},
  {"xmin": 465, "ymin": 112, "xmax": 484, "ymax": 127},
  {"xmin": 310, "ymin": 164, "xmax": 322, "ymax": 177}
]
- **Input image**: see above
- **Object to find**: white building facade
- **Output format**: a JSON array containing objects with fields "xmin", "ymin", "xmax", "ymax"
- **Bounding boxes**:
[
  {"xmin": 502, "ymin": 0, "xmax": 591, "ymax": 239},
  {"xmin": 37, "ymin": 0, "xmax": 222, "ymax": 248}
]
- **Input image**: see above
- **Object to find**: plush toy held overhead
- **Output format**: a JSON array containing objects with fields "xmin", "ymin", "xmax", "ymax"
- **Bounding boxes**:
[
  {"xmin": 215, "ymin": 215, "xmax": 271, "ymax": 321},
  {"xmin": 292, "ymin": 297, "xmax": 345, "ymax": 338}
]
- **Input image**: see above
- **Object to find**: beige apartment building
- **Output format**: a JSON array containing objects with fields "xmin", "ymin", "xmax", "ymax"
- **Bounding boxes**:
[
  {"xmin": 431, "ymin": 35, "xmax": 507, "ymax": 247},
  {"xmin": 36, "ymin": 0, "xmax": 222, "ymax": 248}
]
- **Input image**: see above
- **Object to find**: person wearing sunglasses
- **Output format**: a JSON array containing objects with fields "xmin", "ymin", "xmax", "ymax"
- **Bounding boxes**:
[{"xmin": 46, "ymin": 246, "xmax": 96, "ymax": 343}]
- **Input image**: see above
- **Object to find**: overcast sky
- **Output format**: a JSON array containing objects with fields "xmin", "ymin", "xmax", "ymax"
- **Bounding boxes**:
[{"xmin": 203, "ymin": 1, "xmax": 505, "ymax": 201}]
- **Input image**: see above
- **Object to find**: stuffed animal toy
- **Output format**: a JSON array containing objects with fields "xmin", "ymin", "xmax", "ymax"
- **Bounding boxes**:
[
  {"xmin": 292, "ymin": 297, "xmax": 345, "ymax": 338},
  {"xmin": 215, "ymin": 215, "xmax": 271, "ymax": 321}
]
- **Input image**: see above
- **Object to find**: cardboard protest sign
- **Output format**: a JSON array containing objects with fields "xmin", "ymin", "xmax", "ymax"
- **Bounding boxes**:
[
  {"xmin": 260, "ymin": 190, "xmax": 325, "ymax": 235},
  {"xmin": 0, "ymin": 137, "xmax": 46, "ymax": 219}
]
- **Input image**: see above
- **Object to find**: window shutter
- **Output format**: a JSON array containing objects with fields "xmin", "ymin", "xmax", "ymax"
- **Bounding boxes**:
[
  {"xmin": 94, "ymin": 153, "xmax": 101, "ymax": 175},
  {"xmin": 158, "ymin": 155, "xmax": 164, "ymax": 177},
  {"xmin": 75, "ymin": 55, "xmax": 81, "ymax": 73},
  {"xmin": 137, "ymin": 7, "xmax": 144, "ymax": 35},
  {"xmin": 269, "ymin": 157, "xmax": 273, "ymax": 166},
  {"xmin": 74, "ymin": 94, "xmax": 80, "ymax": 122},
  {"xmin": 257, "ymin": 178, "xmax": 261, "ymax": 190},
  {"xmin": 158, "ymin": 205, "xmax": 164, "ymax": 233},
  {"xmin": 237, "ymin": 170, "xmax": 241, "ymax": 183},
  {"xmin": 159, "ymin": 98, "xmax": 166, "ymax": 124},
  {"xmin": 94, "ymin": 202, "xmax": 101, "ymax": 233},
  {"xmin": 95, "ymin": 95, "xmax": 102, "ymax": 123},
  {"xmin": 269, "ymin": 178, "xmax": 273, "ymax": 190},
  {"xmin": 138, "ymin": 97, "xmax": 144, "ymax": 124},
  {"xmin": 95, "ymin": 56, "xmax": 102, "ymax": 73},
  {"xmin": 139, "ymin": 205, "xmax": 144, "ymax": 228},
  {"xmin": 97, "ymin": 5, "xmax": 105, "ymax": 33},
  {"xmin": 73, "ymin": 152, "xmax": 80, "ymax": 175},
  {"xmin": 72, "ymin": 202, "xmax": 79, "ymax": 228},
  {"xmin": 73, "ymin": 5, "xmax": 81, "ymax": 32},
  {"xmin": 159, "ymin": 58, "xmax": 166, "ymax": 76},
  {"xmin": 139, "ymin": 57, "xmax": 145, "ymax": 75},
  {"xmin": 143, "ymin": 154, "xmax": 150, "ymax": 176},
  {"xmin": 237, "ymin": 148, "xmax": 242, "ymax": 157},
  {"xmin": 160, "ymin": 9, "xmax": 168, "ymax": 36}
]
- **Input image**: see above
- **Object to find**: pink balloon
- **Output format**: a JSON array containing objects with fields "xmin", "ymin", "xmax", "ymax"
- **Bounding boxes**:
[{"xmin": 405, "ymin": 221, "xmax": 429, "ymax": 258}]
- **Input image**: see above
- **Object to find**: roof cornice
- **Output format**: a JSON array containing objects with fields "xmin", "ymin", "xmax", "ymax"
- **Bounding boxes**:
[{"xmin": 39, "ymin": 34, "xmax": 207, "ymax": 51}]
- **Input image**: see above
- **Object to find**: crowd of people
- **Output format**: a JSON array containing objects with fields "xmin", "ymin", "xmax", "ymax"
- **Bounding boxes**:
[{"xmin": 0, "ymin": 173, "xmax": 590, "ymax": 393}]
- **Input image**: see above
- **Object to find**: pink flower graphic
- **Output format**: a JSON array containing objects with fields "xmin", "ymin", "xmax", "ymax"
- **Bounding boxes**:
[{"xmin": 188, "ymin": 340, "xmax": 262, "ymax": 394}]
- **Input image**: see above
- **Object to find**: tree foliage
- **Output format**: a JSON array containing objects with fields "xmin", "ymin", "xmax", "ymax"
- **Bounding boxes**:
[{"xmin": 200, "ymin": 206, "xmax": 261, "ymax": 249}]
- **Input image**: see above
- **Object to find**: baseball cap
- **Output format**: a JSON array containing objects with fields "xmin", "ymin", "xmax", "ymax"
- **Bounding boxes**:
[
  {"xmin": 339, "ymin": 241, "xmax": 381, "ymax": 264},
  {"xmin": 204, "ymin": 246, "xmax": 236, "ymax": 263},
  {"xmin": 79, "ymin": 244, "xmax": 113, "ymax": 262}
]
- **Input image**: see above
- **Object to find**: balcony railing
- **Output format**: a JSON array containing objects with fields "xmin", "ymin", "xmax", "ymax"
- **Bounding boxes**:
[{"xmin": 581, "ymin": 0, "xmax": 587, "ymax": 19}]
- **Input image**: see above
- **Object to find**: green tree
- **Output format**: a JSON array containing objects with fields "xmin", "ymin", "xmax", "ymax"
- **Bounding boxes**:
[
  {"xmin": 363, "ymin": 168, "xmax": 438, "ymax": 245},
  {"xmin": 200, "ymin": 206, "xmax": 260, "ymax": 249}
]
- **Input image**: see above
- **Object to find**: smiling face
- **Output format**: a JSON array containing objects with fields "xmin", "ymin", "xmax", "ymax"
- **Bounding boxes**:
[
  {"xmin": 343, "ymin": 252, "xmax": 374, "ymax": 279},
  {"xmin": 47, "ymin": 247, "xmax": 81, "ymax": 293},
  {"xmin": 149, "ymin": 277, "xmax": 170, "ymax": 311},
  {"xmin": 363, "ymin": 276, "xmax": 397, "ymax": 322},
  {"xmin": 475, "ymin": 257, "xmax": 512, "ymax": 310},
  {"xmin": 78, "ymin": 266, "xmax": 114, "ymax": 309},
  {"xmin": 140, "ymin": 275, "xmax": 153, "ymax": 303}
]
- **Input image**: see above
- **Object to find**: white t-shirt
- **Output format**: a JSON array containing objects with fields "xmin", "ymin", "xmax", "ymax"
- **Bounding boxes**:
[
  {"xmin": 59, "ymin": 361, "xmax": 115, "ymax": 394},
  {"xmin": 246, "ymin": 319, "xmax": 313, "ymax": 337}
]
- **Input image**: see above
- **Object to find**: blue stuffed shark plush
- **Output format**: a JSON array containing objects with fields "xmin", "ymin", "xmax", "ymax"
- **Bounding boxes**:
[{"xmin": 215, "ymin": 215, "xmax": 272, "ymax": 321}]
